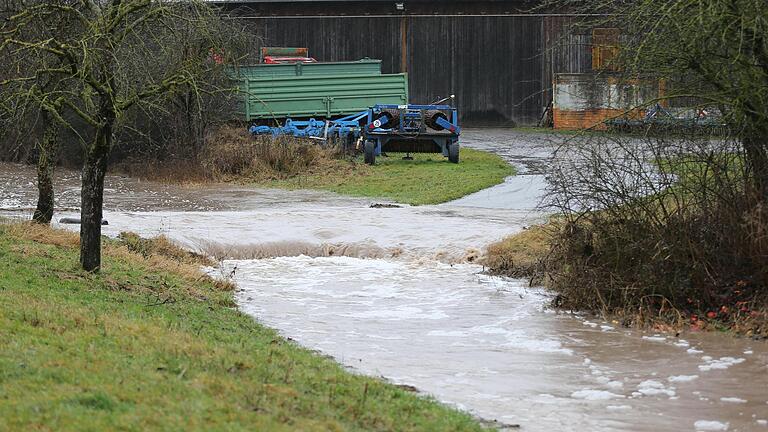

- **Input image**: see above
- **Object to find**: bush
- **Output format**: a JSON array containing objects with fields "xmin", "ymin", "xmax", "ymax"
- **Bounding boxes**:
[
  {"xmin": 201, "ymin": 126, "xmax": 344, "ymax": 179},
  {"xmin": 116, "ymin": 125, "xmax": 348, "ymax": 182},
  {"xmin": 544, "ymin": 133, "xmax": 768, "ymax": 333},
  {"xmin": 484, "ymin": 223, "xmax": 557, "ymax": 283}
]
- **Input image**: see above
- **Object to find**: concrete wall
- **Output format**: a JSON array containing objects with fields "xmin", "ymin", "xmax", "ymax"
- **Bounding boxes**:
[{"xmin": 553, "ymin": 73, "xmax": 663, "ymax": 130}]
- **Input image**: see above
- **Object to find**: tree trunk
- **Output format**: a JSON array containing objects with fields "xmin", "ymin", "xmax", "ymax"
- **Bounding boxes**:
[
  {"xmin": 742, "ymin": 120, "xmax": 768, "ymax": 201},
  {"xmin": 32, "ymin": 112, "xmax": 59, "ymax": 224},
  {"xmin": 79, "ymin": 125, "xmax": 112, "ymax": 272}
]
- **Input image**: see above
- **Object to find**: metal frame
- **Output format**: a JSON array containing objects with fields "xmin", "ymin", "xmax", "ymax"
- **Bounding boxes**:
[
  {"xmin": 363, "ymin": 104, "xmax": 461, "ymax": 160},
  {"xmin": 248, "ymin": 103, "xmax": 462, "ymax": 163}
]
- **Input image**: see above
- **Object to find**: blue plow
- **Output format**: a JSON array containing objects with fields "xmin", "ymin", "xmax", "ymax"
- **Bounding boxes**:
[{"xmin": 249, "ymin": 103, "xmax": 461, "ymax": 164}]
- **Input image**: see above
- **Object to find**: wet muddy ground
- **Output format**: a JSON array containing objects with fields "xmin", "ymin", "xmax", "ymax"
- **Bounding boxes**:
[{"xmin": 2, "ymin": 129, "xmax": 766, "ymax": 431}]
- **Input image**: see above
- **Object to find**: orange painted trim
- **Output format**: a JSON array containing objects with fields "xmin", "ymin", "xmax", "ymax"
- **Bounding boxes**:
[{"xmin": 553, "ymin": 108, "xmax": 643, "ymax": 130}]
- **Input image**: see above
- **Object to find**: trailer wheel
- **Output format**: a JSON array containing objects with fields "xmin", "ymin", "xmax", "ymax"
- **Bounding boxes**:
[
  {"xmin": 448, "ymin": 142, "xmax": 459, "ymax": 163},
  {"xmin": 364, "ymin": 141, "xmax": 376, "ymax": 165},
  {"xmin": 425, "ymin": 110, "xmax": 449, "ymax": 131}
]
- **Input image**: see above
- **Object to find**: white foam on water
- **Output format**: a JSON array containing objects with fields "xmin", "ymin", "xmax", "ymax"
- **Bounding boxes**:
[
  {"xmin": 699, "ymin": 357, "xmax": 746, "ymax": 372},
  {"xmin": 688, "ymin": 348, "xmax": 705, "ymax": 354},
  {"xmin": 501, "ymin": 335, "xmax": 574, "ymax": 355},
  {"xmin": 720, "ymin": 397, "xmax": 747, "ymax": 404},
  {"xmin": 744, "ymin": 350, "xmax": 754, "ymax": 355},
  {"xmin": 694, "ymin": 420, "xmax": 729, "ymax": 431},
  {"xmin": 757, "ymin": 419, "xmax": 767, "ymax": 426},
  {"xmin": 571, "ymin": 389, "xmax": 625, "ymax": 401},
  {"xmin": 427, "ymin": 330, "xmax": 468, "ymax": 337},
  {"xmin": 0, "ymin": 197, "xmax": 23, "ymax": 209},
  {"xmin": 668, "ymin": 375, "xmax": 699, "ymax": 383},
  {"xmin": 642, "ymin": 335, "xmax": 667, "ymax": 342},
  {"xmin": 637, "ymin": 380, "xmax": 676, "ymax": 397},
  {"xmin": 607, "ymin": 405, "xmax": 632, "ymax": 411},
  {"xmin": 346, "ymin": 306, "xmax": 449, "ymax": 320},
  {"xmin": 600, "ymin": 325, "xmax": 615, "ymax": 331}
]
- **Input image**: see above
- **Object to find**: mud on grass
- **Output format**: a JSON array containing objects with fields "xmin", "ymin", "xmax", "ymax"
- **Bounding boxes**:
[{"xmin": 0, "ymin": 223, "xmax": 484, "ymax": 431}]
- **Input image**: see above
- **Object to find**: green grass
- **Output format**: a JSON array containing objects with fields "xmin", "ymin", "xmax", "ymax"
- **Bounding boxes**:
[
  {"xmin": 0, "ymin": 224, "xmax": 484, "ymax": 431},
  {"xmin": 257, "ymin": 148, "xmax": 515, "ymax": 205}
]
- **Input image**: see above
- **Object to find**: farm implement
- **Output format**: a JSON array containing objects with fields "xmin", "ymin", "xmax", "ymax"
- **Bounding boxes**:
[
  {"xmin": 606, "ymin": 103, "xmax": 729, "ymax": 135},
  {"xmin": 249, "ymin": 103, "xmax": 462, "ymax": 164}
]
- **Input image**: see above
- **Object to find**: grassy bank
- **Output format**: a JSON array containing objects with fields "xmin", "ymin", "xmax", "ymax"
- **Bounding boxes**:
[
  {"xmin": 118, "ymin": 127, "xmax": 514, "ymax": 206},
  {"xmin": 0, "ymin": 223, "xmax": 484, "ymax": 431},
  {"xmin": 483, "ymin": 223, "xmax": 556, "ymax": 282},
  {"xmin": 484, "ymin": 219, "xmax": 768, "ymax": 336},
  {"xmin": 260, "ymin": 149, "xmax": 514, "ymax": 205}
]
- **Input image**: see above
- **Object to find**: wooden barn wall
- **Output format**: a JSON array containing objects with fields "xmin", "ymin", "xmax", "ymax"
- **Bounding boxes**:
[{"xmin": 240, "ymin": 15, "xmax": 590, "ymax": 126}]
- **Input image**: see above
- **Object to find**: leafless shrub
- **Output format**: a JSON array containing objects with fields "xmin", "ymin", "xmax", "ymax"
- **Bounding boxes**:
[
  {"xmin": 544, "ymin": 132, "xmax": 768, "ymax": 330},
  {"xmin": 118, "ymin": 125, "xmax": 351, "ymax": 182},
  {"xmin": 201, "ymin": 126, "xmax": 344, "ymax": 179}
]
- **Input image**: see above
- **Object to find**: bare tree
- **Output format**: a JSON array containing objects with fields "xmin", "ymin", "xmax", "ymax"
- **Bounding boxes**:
[
  {"xmin": 1, "ymin": 0, "xmax": 233, "ymax": 271},
  {"xmin": 0, "ymin": 1, "xmax": 61, "ymax": 224},
  {"xmin": 536, "ymin": 0, "xmax": 768, "ymax": 326},
  {"xmin": 32, "ymin": 110, "xmax": 59, "ymax": 223},
  {"xmin": 557, "ymin": 0, "xmax": 768, "ymax": 197}
]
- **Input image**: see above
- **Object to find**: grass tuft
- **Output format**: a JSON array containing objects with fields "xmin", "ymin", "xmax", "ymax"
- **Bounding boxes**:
[
  {"xmin": 69, "ymin": 393, "xmax": 118, "ymax": 411},
  {"xmin": 483, "ymin": 222, "xmax": 557, "ymax": 282}
]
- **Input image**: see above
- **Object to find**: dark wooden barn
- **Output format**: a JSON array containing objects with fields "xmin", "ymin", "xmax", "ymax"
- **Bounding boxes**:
[{"xmin": 217, "ymin": 0, "xmax": 593, "ymax": 126}]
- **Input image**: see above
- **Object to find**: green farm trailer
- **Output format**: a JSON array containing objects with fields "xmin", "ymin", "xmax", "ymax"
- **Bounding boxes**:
[{"xmin": 232, "ymin": 59, "xmax": 409, "ymax": 121}]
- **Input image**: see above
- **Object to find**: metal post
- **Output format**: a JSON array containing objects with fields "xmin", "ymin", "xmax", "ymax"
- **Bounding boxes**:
[
  {"xmin": 244, "ymin": 79, "xmax": 250, "ymax": 122},
  {"xmin": 400, "ymin": 15, "xmax": 408, "ymax": 74}
]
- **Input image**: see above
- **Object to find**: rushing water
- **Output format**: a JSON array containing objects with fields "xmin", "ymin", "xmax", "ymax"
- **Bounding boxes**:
[{"xmin": 2, "ymin": 129, "xmax": 767, "ymax": 431}]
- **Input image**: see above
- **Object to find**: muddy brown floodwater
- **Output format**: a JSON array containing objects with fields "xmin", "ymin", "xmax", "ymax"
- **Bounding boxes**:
[{"xmin": 2, "ymin": 129, "xmax": 767, "ymax": 432}]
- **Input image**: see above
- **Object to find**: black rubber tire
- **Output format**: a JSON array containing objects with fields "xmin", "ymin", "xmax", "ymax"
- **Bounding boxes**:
[
  {"xmin": 425, "ymin": 110, "xmax": 449, "ymax": 131},
  {"xmin": 377, "ymin": 109, "xmax": 400, "ymax": 129},
  {"xmin": 364, "ymin": 140, "xmax": 376, "ymax": 165},
  {"xmin": 448, "ymin": 142, "xmax": 459, "ymax": 163}
]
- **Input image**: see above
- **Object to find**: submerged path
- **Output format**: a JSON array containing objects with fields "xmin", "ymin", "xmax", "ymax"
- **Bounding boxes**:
[{"xmin": 1, "ymin": 129, "xmax": 766, "ymax": 431}]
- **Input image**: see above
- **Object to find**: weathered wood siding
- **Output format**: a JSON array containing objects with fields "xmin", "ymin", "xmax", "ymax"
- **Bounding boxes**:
[{"xmin": 228, "ymin": 9, "xmax": 591, "ymax": 126}]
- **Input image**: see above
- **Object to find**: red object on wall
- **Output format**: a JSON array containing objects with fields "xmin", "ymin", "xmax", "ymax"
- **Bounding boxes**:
[{"xmin": 263, "ymin": 56, "xmax": 317, "ymax": 64}]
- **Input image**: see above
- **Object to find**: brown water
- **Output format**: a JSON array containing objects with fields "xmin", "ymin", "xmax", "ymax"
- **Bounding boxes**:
[{"xmin": 2, "ymin": 129, "xmax": 766, "ymax": 431}]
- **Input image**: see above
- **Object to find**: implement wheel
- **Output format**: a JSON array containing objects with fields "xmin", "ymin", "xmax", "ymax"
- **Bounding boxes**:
[
  {"xmin": 448, "ymin": 142, "xmax": 459, "ymax": 164},
  {"xmin": 364, "ymin": 140, "xmax": 376, "ymax": 165}
]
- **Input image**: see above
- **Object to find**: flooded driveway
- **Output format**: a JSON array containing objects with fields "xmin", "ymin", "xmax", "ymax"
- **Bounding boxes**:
[{"xmin": 1, "ymin": 129, "xmax": 766, "ymax": 431}]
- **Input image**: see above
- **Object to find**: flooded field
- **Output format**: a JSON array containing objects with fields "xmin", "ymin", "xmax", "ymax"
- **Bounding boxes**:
[{"xmin": 2, "ymin": 129, "xmax": 766, "ymax": 431}]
